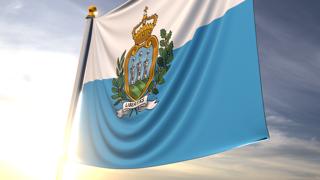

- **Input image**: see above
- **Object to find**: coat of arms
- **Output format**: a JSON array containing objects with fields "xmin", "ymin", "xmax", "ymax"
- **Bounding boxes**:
[{"xmin": 111, "ymin": 7, "xmax": 174, "ymax": 118}]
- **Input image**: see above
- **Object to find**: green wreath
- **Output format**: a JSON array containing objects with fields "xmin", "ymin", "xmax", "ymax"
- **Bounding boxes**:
[{"xmin": 111, "ymin": 29, "xmax": 174, "ymax": 109}]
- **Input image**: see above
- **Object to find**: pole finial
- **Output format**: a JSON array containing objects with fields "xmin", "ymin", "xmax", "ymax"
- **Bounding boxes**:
[{"xmin": 87, "ymin": 5, "xmax": 97, "ymax": 18}]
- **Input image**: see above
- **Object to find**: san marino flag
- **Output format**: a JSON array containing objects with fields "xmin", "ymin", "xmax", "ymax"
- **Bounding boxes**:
[{"xmin": 78, "ymin": 0, "xmax": 269, "ymax": 169}]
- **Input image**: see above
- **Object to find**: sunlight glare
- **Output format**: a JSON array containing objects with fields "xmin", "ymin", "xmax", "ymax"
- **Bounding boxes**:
[{"xmin": 0, "ymin": 49, "xmax": 78, "ymax": 180}]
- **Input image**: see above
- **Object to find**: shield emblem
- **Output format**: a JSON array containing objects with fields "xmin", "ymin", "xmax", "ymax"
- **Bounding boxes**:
[{"xmin": 124, "ymin": 36, "xmax": 158, "ymax": 101}]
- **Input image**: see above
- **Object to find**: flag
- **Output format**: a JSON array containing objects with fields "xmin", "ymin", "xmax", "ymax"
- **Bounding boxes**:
[{"xmin": 78, "ymin": 0, "xmax": 269, "ymax": 169}]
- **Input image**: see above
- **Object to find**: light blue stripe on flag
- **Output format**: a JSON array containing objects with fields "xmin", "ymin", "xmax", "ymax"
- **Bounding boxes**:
[{"xmin": 78, "ymin": 0, "xmax": 269, "ymax": 169}]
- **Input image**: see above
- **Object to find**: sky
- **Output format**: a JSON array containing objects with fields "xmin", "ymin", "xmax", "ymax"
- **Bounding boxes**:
[{"xmin": 0, "ymin": 0, "xmax": 319, "ymax": 179}]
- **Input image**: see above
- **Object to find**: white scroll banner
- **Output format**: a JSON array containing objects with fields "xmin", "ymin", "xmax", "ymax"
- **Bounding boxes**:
[{"xmin": 116, "ymin": 95, "xmax": 157, "ymax": 118}]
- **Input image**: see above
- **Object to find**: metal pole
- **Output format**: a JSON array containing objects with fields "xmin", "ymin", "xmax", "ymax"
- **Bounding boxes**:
[{"xmin": 56, "ymin": 6, "xmax": 97, "ymax": 180}]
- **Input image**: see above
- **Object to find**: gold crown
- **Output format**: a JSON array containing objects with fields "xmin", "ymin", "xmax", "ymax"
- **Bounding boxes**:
[{"xmin": 132, "ymin": 7, "xmax": 158, "ymax": 45}]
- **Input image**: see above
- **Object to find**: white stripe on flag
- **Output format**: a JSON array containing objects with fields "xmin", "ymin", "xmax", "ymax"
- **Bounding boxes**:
[{"xmin": 84, "ymin": 0, "xmax": 245, "ymax": 83}]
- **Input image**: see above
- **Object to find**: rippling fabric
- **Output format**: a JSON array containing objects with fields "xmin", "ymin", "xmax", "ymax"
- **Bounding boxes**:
[{"xmin": 78, "ymin": 0, "xmax": 269, "ymax": 169}]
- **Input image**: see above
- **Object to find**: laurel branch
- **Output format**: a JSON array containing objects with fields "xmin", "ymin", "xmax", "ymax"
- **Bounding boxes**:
[
  {"xmin": 147, "ymin": 29, "xmax": 174, "ymax": 95},
  {"xmin": 111, "ymin": 50, "xmax": 127, "ymax": 106}
]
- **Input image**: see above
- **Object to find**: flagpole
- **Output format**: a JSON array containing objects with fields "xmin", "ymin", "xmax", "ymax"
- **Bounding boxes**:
[{"xmin": 56, "ymin": 5, "xmax": 97, "ymax": 180}]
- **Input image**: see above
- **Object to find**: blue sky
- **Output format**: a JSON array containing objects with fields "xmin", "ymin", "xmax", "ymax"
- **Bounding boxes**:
[{"xmin": 0, "ymin": 0, "xmax": 319, "ymax": 179}]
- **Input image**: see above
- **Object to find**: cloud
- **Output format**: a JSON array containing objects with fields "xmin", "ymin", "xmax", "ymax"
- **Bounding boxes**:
[
  {"xmin": 0, "ymin": 20, "xmax": 80, "ymax": 53},
  {"xmin": 0, "ymin": 0, "xmax": 85, "ymax": 54},
  {"xmin": 4, "ymin": 0, "xmax": 23, "ymax": 13},
  {"xmin": 254, "ymin": 0, "xmax": 320, "ymax": 139}
]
